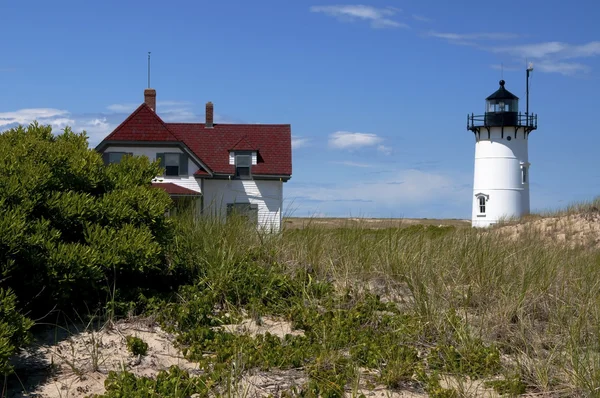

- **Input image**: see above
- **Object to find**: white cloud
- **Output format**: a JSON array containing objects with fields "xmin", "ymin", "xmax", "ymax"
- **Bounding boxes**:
[
  {"xmin": 330, "ymin": 160, "xmax": 374, "ymax": 168},
  {"xmin": 107, "ymin": 100, "xmax": 199, "ymax": 122},
  {"xmin": 377, "ymin": 144, "xmax": 392, "ymax": 155},
  {"xmin": 50, "ymin": 118, "xmax": 76, "ymax": 129},
  {"xmin": 106, "ymin": 103, "xmax": 138, "ymax": 113},
  {"xmin": 292, "ymin": 136, "xmax": 310, "ymax": 149},
  {"xmin": 328, "ymin": 131, "xmax": 383, "ymax": 149},
  {"xmin": 429, "ymin": 32, "xmax": 600, "ymax": 75},
  {"xmin": 310, "ymin": 5, "xmax": 408, "ymax": 29},
  {"xmin": 489, "ymin": 41, "xmax": 600, "ymax": 75},
  {"xmin": 0, "ymin": 108, "xmax": 115, "ymax": 146},
  {"xmin": 81, "ymin": 118, "xmax": 113, "ymax": 142},
  {"xmin": 534, "ymin": 61, "xmax": 590, "ymax": 75},
  {"xmin": 429, "ymin": 31, "xmax": 520, "ymax": 41},
  {"xmin": 492, "ymin": 41, "xmax": 600, "ymax": 60},
  {"xmin": 1, "ymin": 98, "xmax": 254, "ymax": 148},
  {"xmin": 285, "ymin": 169, "xmax": 471, "ymax": 218},
  {"xmin": 0, "ymin": 108, "xmax": 70, "ymax": 127}
]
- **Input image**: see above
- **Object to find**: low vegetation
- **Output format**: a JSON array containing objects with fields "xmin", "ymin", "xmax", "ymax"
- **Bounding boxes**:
[{"xmin": 1, "ymin": 123, "xmax": 600, "ymax": 397}]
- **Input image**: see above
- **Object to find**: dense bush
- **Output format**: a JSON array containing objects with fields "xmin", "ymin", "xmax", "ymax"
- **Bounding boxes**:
[
  {"xmin": 0, "ymin": 123, "xmax": 175, "ymax": 319},
  {"xmin": 0, "ymin": 288, "xmax": 33, "ymax": 375}
]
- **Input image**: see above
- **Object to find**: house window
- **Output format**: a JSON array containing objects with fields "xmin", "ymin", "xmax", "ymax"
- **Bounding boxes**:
[
  {"xmin": 226, "ymin": 203, "xmax": 258, "ymax": 224},
  {"xmin": 157, "ymin": 153, "xmax": 188, "ymax": 176},
  {"xmin": 235, "ymin": 154, "xmax": 252, "ymax": 179},
  {"xmin": 103, "ymin": 152, "xmax": 132, "ymax": 165},
  {"xmin": 479, "ymin": 196, "xmax": 486, "ymax": 214}
]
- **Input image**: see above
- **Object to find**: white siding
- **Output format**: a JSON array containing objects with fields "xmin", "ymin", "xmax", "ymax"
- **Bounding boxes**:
[
  {"xmin": 203, "ymin": 179, "xmax": 283, "ymax": 232},
  {"xmin": 104, "ymin": 145, "xmax": 201, "ymax": 193}
]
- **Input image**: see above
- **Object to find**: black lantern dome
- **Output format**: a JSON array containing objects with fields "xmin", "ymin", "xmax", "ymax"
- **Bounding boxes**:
[
  {"xmin": 467, "ymin": 80, "xmax": 537, "ymax": 135},
  {"xmin": 485, "ymin": 80, "xmax": 519, "ymax": 126}
]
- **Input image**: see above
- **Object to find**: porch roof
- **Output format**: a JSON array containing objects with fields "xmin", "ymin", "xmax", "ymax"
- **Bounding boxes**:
[{"xmin": 151, "ymin": 182, "xmax": 201, "ymax": 196}]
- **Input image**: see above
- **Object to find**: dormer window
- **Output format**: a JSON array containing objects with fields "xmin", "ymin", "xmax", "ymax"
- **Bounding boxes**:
[{"xmin": 235, "ymin": 153, "xmax": 252, "ymax": 179}]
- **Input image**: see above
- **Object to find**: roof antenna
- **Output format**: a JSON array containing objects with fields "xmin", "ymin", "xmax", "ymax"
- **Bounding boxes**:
[
  {"xmin": 147, "ymin": 51, "xmax": 151, "ymax": 88},
  {"xmin": 501, "ymin": 62, "xmax": 504, "ymax": 80}
]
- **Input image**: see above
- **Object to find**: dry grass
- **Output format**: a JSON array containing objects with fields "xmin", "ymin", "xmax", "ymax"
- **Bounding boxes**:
[
  {"xmin": 7, "ymin": 205, "xmax": 600, "ymax": 397},
  {"xmin": 283, "ymin": 217, "xmax": 471, "ymax": 230},
  {"xmin": 274, "ymin": 215, "xmax": 600, "ymax": 395}
]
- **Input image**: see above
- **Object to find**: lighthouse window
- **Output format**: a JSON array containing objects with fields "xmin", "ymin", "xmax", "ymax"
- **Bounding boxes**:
[
  {"xmin": 478, "ymin": 196, "xmax": 486, "ymax": 214},
  {"xmin": 522, "ymin": 166, "xmax": 527, "ymax": 184}
]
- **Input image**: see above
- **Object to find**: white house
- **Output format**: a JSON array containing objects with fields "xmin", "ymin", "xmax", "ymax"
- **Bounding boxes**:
[
  {"xmin": 467, "ymin": 79, "xmax": 538, "ymax": 227},
  {"xmin": 96, "ymin": 89, "xmax": 292, "ymax": 231}
]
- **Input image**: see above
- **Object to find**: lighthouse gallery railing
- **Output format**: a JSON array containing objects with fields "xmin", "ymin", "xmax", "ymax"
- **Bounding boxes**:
[{"xmin": 467, "ymin": 112, "xmax": 538, "ymax": 131}]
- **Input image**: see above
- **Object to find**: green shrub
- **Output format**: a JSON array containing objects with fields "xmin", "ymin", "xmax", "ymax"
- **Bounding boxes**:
[
  {"xmin": 428, "ymin": 342, "xmax": 501, "ymax": 379},
  {"xmin": 0, "ymin": 123, "xmax": 175, "ymax": 318},
  {"xmin": 126, "ymin": 336, "xmax": 149, "ymax": 356},
  {"xmin": 91, "ymin": 366, "xmax": 211, "ymax": 397},
  {"xmin": 485, "ymin": 376, "xmax": 527, "ymax": 396},
  {"xmin": 0, "ymin": 288, "xmax": 33, "ymax": 375}
]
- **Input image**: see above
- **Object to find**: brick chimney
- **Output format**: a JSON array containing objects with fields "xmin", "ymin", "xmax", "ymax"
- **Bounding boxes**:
[
  {"xmin": 205, "ymin": 101, "xmax": 214, "ymax": 128},
  {"xmin": 144, "ymin": 89, "xmax": 156, "ymax": 111}
]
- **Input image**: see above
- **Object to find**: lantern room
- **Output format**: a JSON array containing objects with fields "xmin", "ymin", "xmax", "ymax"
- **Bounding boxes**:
[{"xmin": 484, "ymin": 80, "xmax": 519, "ymax": 126}]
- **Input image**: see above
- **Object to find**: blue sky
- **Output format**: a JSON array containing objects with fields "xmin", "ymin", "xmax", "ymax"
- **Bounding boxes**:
[{"xmin": 1, "ymin": 0, "xmax": 599, "ymax": 219}]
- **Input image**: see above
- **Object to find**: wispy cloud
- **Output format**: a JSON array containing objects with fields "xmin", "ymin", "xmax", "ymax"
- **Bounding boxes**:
[
  {"xmin": 1, "ymin": 99, "xmax": 248, "ymax": 147},
  {"xmin": 429, "ymin": 30, "xmax": 600, "ymax": 75},
  {"xmin": 412, "ymin": 14, "xmax": 432, "ymax": 23},
  {"xmin": 292, "ymin": 136, "xmax": 310, "ymax": 149},
  {"xmin": 490, "ymin": 41, "xmax": 600, "ymax": 75},
  {"xmin": 0, "ymin": 108, "xmax": 71, "ymax": 128},
  {"xmin": 107, "ymin": 100, "xmax": 199, "ymax": 122},
  {"xmin": 377, "ymin": 144, "xmax": 392, "ymax": 155},
  {"xmin": 107, "ymin": 103, "xmax": 138, "ymax": 113},
  {"xmin": 328, "ymin": 131, "xmax": 383, "ymax": 149},
  {"xmin": 310, "ymin": 5, "xmax": 408, "ymax": 29},
  {"xmin": 330, "ymin": 160, "xmax": 374, "ymax": 168},
  {"xmin": 0, "ymin": 108, "xmax": 115, "ymax": 145},
  {"xmin": 286, "ymin": 169, "xmax": 471, "ymax": 218},
  {"xmin": 492, "ymin": 41, "xmax": 600, "ymax": 60},
  {"xmin": 534, "ymin": 61, "xmax": 590, "ymax": 75},
  {"xmin": 428, "ymin": 31, "xmax": 520, "ymax": 41}
]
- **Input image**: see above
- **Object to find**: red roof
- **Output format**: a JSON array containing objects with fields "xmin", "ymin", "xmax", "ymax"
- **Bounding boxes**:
[
  {"xmin": 104, "ymin": 104, "xmax": 179, "ymax": 142},
  {"xmin": 230, "ymin": 135, "xmax": 255, "ymax": 151},
  {"xmin": 99, "ymin": 103, "xmax": 292, "ymax": 177},
  {"xmin": 151, "ymin": 182, "xmax": 200, "ymax": 196}
]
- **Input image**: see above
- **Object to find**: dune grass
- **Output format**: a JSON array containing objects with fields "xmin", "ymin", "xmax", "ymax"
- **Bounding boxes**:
[
  {"xmin": 92, "ymin": 211, "xmax": 600, "ymax": 397},
  {"xmin": 535, "ymin": 195, "xmax": 600, "ymax": 218}
]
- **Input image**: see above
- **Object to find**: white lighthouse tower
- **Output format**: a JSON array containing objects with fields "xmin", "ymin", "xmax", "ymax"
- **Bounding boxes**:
[{"xmin": 467, "ymin": 71, "xmax": 537, "ymax": 227}]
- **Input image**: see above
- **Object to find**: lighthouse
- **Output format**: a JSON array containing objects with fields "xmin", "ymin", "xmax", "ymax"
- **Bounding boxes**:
[{"xmin": 467, "ymin": 70, "xmax": 538, "ymax": 227}]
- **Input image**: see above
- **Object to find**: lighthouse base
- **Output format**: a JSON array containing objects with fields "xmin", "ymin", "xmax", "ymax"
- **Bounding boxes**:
[{"xmin": 471, "ymin": 189, "xmax": 529, "ymax": 228}]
